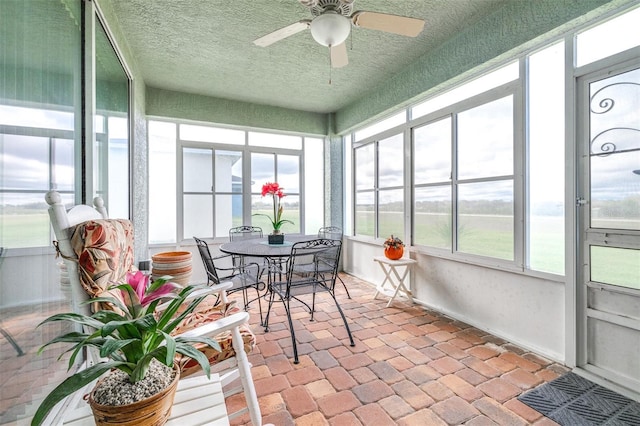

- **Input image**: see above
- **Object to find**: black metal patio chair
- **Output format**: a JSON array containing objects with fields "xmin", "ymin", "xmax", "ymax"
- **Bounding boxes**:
[{"xmin": 263, "ymin": 238, "xmax": 354, "ymax": 363}]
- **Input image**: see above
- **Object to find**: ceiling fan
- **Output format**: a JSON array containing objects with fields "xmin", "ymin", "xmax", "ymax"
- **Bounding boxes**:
[{"xmin": 253, "ymin": 0, "xmax": 425, "ymax": 68}]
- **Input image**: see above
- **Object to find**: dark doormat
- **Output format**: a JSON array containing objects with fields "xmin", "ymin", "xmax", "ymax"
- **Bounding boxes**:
[{"xmin": 517, "ymin": 372, "xmax": 640, "ymax": 425}]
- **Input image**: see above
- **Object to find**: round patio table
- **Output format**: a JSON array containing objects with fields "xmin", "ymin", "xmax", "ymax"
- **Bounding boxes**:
[
  {"xmin": 220, "ymin": 234, "xmax": 318, "ymax": 284},
  {"xmin": 219, "ymin": 234, "xmax": 316, "ymax": 258}
]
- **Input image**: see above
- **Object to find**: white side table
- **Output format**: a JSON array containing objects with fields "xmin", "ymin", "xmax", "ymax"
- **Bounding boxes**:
[
  {"xmin": 61, "ymin": 374, "xmax": 229, "ymax": 425},
  {"xmin": 373, "ymin": 256, "xmax": 417, "ymax": 307}
]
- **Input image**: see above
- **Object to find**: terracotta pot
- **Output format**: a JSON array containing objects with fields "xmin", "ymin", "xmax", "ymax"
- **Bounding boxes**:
[
  {"xmin": 384, "ymin": 246, "xmax": 404, "ymax": 260},
  {"xmin": 152, "ymin": 251, "xmax": 192, "ymax": 263},
  {"xmin": 152, "ymin": 251, "xmax": 192, "ymax": 285},
  {"xmin": 88, "ymin": 365, "xmax": 180, "ymax": 426}
]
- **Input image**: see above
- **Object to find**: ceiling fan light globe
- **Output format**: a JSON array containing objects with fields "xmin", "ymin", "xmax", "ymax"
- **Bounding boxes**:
[{"xmin": 310, "ymin": 11, "xmax": 351, "ymax": 47}]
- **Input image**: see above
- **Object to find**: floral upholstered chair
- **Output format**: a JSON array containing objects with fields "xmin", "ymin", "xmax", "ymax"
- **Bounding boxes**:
[{"xmin": 45, "ymin": 190, "xmax": 263, "ymax": 425}]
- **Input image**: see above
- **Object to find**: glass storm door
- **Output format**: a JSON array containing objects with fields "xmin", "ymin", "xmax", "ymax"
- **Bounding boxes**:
[{"xmin": 577, "ymin": 63, "xmax": 640, "ymax": 395}]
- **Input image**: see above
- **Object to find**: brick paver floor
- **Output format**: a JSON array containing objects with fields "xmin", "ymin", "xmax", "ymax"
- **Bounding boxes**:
[
  {"xmin": 0, "ymin": 273, "xmax": 567, "ymax": 425},
  {"xmin": 227, "ymin": 273, "xmax": 566, "ymax": 425}
]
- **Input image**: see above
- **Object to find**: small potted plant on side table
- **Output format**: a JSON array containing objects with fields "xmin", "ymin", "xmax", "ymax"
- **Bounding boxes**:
[{"xmin": 383, "ymin": 235, "xmax": 405, "ymax": 260}]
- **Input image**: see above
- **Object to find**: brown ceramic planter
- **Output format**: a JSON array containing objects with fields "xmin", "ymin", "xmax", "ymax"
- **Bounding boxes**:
[{"xmin": 88, "ymin": 365, "xmax": 180, "ymax": 426}]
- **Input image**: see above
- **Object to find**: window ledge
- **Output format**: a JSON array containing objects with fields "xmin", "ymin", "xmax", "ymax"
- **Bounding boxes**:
[{"xmin": 344, "ymin": 236, "xmax": 565, "ymax": 283}]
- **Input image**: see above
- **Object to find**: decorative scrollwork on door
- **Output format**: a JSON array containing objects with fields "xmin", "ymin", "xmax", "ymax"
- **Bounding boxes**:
[{"xmin": 589, "ymin": 80, "xmax": 640, "ymax": 157}]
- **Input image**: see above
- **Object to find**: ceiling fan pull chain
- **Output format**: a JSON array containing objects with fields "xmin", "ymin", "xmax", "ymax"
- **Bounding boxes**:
[{"xmin": 328, "ymin": 50, "xmax": 332, "ymax": 85}]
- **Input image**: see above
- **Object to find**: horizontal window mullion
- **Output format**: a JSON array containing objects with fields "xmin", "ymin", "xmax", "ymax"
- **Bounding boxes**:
[
  {"xmin": 378, "ymin": 185, "xmax": 405, "ymax": 191},
  {"xmin": 0, "ymin": 125, "xmax": 75, "ymax": 139},
  {"xmin": 455, "ymin": 175, "xmax": 514, "ymax": 185},
  {"xmin": 0, "ymin": 189, "xmax": 61, "ymax": 194},
  {"xmin": 414, "ymin": 182, "xmax": 451, "ymax": 188}
]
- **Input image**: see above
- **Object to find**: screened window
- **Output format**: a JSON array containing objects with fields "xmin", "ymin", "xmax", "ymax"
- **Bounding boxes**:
[
  {"xmin": 354, "ymin": 143, "xmax": 375, "ymax": 237},
  {"xmin": 0, "ymin": 131, "xmax": 75, "ymax": 248},
  {"xmin": 251, "ymin": 153, "xmax": 300, "ymax": 234},
  {"xmin": 94, "ymin": 16, "xmax": 130, "ymax": 219},
  {"xmin": 354, "ymin": 133, "xmax": 404, "ymax": 239},
  {"xmin": 576, "ymin": 6, "xmax": 640, "ymax": 67},
  {"xmin": 528, "ymin": 42, "xmax": 565, "ymax": 274},
  {"xmin": 456, "ymin": 96, "xmax": 514, "ymax": 260},
  {"xmin": 413, "ymin": 117, "xmax": 452, "ymax": 249},
  {"xmin": 148, "ymin": 121, "xmax": 315, "ymax": 243},
  {"xmin": 355, "ymin": 111, "xmax": 406, "ymax": 142},
  {"xmin": 181, "ymin": 123, "xmax": 244, "ymax": 145},
  {"xmin": 412, "ymin": 62, "xmax": 519, "ymax": 119},
  {"xmin": 148, "ymin": 121, "xmax": 177, "ymax": 244},
  {"xmin": 0, "ymin": 0, "xmax": 82, "ymax": 249},
  {"xmin": 412, "ymin": 95, "xmax": 515, "ymax": 261}
]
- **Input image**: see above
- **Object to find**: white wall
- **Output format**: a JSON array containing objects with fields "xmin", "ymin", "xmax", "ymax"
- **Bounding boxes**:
[{"xmin": 343, "ymin": 238, "xmax": 565, "ymax": 363}]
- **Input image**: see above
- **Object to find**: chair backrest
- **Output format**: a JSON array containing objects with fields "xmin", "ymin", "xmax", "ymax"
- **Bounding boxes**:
[
  {"xmin": 318, "ymin": 226, "xmax": 343, "ymax": 240},
  {"xmin": 287, "ymin": 238, "xmax": 342, "ymax": 291},
  {"xmin": 229, "ymin": 226, "xmax": 263, "ymax": 241},
  {"xmin": 193, "ymin": 237, "xmax": 223, "ymax": 284},
  {"xmin": 45, "ymin": 191, "xmax": 111, "ymax": 313}
]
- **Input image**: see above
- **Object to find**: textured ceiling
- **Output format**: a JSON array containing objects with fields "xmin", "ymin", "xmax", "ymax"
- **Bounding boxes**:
[{"xmin": 108, "ymin": 0, "xmax": 508, "ymax": 114}]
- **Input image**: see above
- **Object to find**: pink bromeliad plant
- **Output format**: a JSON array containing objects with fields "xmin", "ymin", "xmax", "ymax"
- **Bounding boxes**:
[
  {"xmin": 32, "ymin": 272, "xmax": 220, "ymax": 425},
  {"xmin": 118, "ymin": 271, "xmax": 181, "ymax": 318},
  {"xmin": 254, "ymin": 182, "xmax": 294, "ymax": 231}
]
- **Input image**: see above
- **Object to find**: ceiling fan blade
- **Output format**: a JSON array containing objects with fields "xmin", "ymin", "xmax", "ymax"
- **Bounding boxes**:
[
  {"xmin": 351, "ymin": 11, "xmax": 425, "ymax": 37},
  {"xmin": 253, "ymin": 20, "xmax": 311, "ymax": 47},
  {"xmin": 330, "ymin": 42, "xmax": 348, "ymax": 68}
]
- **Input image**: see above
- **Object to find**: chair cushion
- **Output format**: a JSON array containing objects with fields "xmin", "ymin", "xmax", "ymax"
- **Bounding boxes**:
[
  {"xmin": 173, "ymin": 298, "xmax": 256, "ymax": 378},
  {"xmin": 68, "ymin": 219, "xmax": 255, "ymax": 375},
  {"xmin": 69, "ymin": 219, "xmax": 135, "ymax": 311}
]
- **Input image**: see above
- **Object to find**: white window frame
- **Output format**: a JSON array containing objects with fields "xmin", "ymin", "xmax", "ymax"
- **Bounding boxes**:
[{"xmin": 148, "ymin": 119, "xmax": 318, "ymax": 245}]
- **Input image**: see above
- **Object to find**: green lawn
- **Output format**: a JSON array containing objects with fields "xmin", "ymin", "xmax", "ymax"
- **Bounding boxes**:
[
  {"xmin": 1, "ymin": 212, "xmax": 51, "ymax": 248},
  {"xmin": 3, "ymin": 210, "xmax": 637, "ymax": 289},
  {"xmin": 355, "ymin": 211, "xmax": 637, "ymax": 286}
]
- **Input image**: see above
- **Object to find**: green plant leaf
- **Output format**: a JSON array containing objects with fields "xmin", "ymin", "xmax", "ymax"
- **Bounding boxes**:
[
  {"xmin": 162, "ymin": 331, "xmax": 176, "ymax": 365},
  {"xmin": 132, "ymin": 314, "xmax": 158, "ymax": 333},
  {"xmin": 101, "ymin": 317, "xmax": 146, "ymax": 337},
  {"xmin": 175, "ymin": 344, "xmax": 212, "ymax": 378},
  {"xmin": 39, "ymin": 331, "xmax": 89, "ymax": 347},
  {"xmin": 31, "ymin": 361, "xmax": 125, "ymax": 426},
  {"xmin": 91, "ymin": 309, "xmax": 127, "ymax": 322},
  {"xmin": 99, "ymin": 338, "xmax": 137, "ymax": 358},
  {"xmin": 37, "ymin": 312, "xmax": 104, "ymax": 330},
  {"xmin": 164, "ymin": 297, "xmax": 205, "ymax": 333},
  {"xmin": 87, "ymin": 297, "xmax": 130, "ymax": 317},
  {"xmin": 176, "ymin": 335, "xmax": 221, "ymax": 353}
]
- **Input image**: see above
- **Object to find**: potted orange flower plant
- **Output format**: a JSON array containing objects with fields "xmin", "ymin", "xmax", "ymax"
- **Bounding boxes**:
[{"xmin": 383, "ymin": 235, "xmax": 405, "ymax": 260}]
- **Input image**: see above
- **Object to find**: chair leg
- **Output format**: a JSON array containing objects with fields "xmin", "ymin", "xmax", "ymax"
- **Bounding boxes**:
[
  {"xmin": 254, "ymin": 286, "xmax": 264, "ymax": 326},
  {"xmin": 263, "ymin": 288, "xmax": 277, "ymax": 332},
  {"xmin": 310, "ymin": 292, "xmax": 316, "ymax": 321},
  {"xmin": 282, "ymin": 299, "xmax": 299, "ymax": 364},
  {"xmin": 330, "ymin": 292, "xmax": 355, "ymax": 347},
  {"xmin": 338, "ymin": 274, "xmax": 351, "ymax": 299},
  {"xmin": 242, "ymin": 288, "xmax": 249, "ymax": 311}
]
